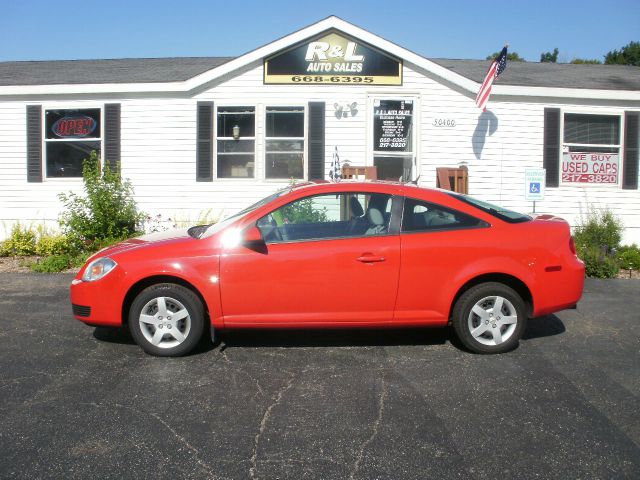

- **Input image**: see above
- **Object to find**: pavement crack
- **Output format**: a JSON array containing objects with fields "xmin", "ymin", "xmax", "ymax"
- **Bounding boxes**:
[
  {"xmin": 81, "ymin": 402, "xmax": 222, "ymax": 479},
  {"xmin": 220, "ymin": 348, "xmax": 231, "ymax": 364},
  {"xmin": 348, "ymin": 374, "xmax": 387, "ymax": 480},
  {"xmin": 249, "ymin": 373, "xmax": 295, "ymax": 480}
]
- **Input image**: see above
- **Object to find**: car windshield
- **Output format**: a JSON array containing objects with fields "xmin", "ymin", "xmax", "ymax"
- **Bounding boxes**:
[
  {"xmin": 197, "ymin": 187, "xmax": 294, "ymax": 239},
  {"xmin": 446, "ymin": 192, "xmax": 531, "ymax": 224}
]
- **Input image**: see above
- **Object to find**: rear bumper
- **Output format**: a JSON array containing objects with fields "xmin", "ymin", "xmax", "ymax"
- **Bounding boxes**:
[
  {"xmin": 532, "ymin": 257, "xmax": 585, "ymax": 317},
  {"xmin": 69, "ymin": 269, "xmax": 126, "ymax": 327}
]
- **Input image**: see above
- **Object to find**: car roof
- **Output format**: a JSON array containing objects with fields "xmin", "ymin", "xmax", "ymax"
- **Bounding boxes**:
[{"xmin": 298, "ymin": 180, "xmax": 453, "ymax": 198}]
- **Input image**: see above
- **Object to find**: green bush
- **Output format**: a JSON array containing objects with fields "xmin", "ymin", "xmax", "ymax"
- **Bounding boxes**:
[
  {"xmin": 29, "ymin": 252, "xmax": 88, "ymax": 273},
  {"xmin": 58, "ymin": 151, "xmax": 144, "ymax": 252},
  {"xmin": 0, "ymin": 223, "xmax": 37, "ymax": 256},
  {"xmin": 580, "ymin": 246, "xmax": 620, "ymax": 278},
  {"xmin": 574, "ymin": 208, "xmax": 623, "ymax": 278},
  {"xmin": 574, "ymin": 209, "xmax": 623, "ymax": 253},
  {"xmin": 30, "ymin": 254, "xmax": 73, "ymax": 273},
  {"xmin": 280, "ymin": 198, "xmax": 328, "ymax": 224},
  {"xmin": 617, "ymin": 244, "xmax": 640, "ymax": 271},
  {"xmin": 35, "ymin": 234, "xmax": 72, "ymax": 257}
]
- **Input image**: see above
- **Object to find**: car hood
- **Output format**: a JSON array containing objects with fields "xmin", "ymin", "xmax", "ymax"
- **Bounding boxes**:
[{"xmin": 87, "ymin": 228, "xmax": 196, "ymax": 261}]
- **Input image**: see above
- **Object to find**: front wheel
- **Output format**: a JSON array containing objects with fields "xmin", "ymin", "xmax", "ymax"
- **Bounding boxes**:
[
  {"xmin": 452, "ymin": 282, "xmax": 527, "ymax": 354},
  {"xmin": 129, "ymin": 283, "xmax": 205, "ymax": 357}
]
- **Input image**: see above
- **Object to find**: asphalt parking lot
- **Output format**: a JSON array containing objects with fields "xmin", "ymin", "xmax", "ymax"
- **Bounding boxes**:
[{"xmin": 0, "ymin": 273, "xmax": 639, "ymax": 479}]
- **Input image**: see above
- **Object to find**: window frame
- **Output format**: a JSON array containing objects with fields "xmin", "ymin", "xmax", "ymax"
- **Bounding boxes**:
[
  {"xmin": 560, "ymin": 109, "xmax": 625, "ymax": 187},
  {"xmin": 264, "ymin": 104, "xmax": 307, "ymax": 181},
  {"xmin": 214, "ymin": 105, "xmax": 257, "ymax": 180},
  {"xmin": 400, "ymin": 196, "xmax": 490, "ymax": 234},
  {"xmin": 257, "ymin": 192, "xmax": 399, "ymax": 244},
  {"xmin": 42, "ymin": 106, "xmax": 103, "ymax": 181},
  {"xmin": 367, "ymin": 94, "xmax": 421, "ymax": 182}
]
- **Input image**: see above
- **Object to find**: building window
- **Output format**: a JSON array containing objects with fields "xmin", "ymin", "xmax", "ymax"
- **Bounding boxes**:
[
  {"xmin": 372, "ymin": 98, "xmax": 414, "ymax": 182},
  {"xmin": 562, "ymin": 113, "xmax": 621, "ymax": 185},
  {"xmin": 44, "ymin": 108, "xmax": 101, "ymax": 178},
  {"xmin": 265, "ymin": 106, "xmax": 305, "ymax": 179},
  {"xmin": 217, "ymin": 106, "xmax": 255, "ymax": 178}
]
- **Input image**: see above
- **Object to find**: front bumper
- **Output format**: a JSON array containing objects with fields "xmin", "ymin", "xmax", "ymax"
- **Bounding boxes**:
[{"xmin": 69, "ymin": 268, "xmax": 127, "ymax": 327}]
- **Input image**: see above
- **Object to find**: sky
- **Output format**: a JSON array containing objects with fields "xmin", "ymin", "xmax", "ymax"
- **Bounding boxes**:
[{"xmin": 0, "ymin": 0, "xmax": 638, "ymax": 63}]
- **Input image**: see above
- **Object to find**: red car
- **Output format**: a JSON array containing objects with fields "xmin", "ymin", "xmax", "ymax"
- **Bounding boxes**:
[{"xmin": 70, "ymin": 182, "xmax": 584, "ymax": 356}]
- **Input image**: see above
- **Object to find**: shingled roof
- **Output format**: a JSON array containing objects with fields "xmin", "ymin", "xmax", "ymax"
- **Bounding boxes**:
[
  {"xmin": 0, "ymin": 57, "xmax": 234, "ymax": 86},
  {"xmin": 0, "ymin": 55, "xmax": 638, "ymax": 91},
  {"xmin": 430, "ymin": 59, "xmax": 640, "ymax": 91}
]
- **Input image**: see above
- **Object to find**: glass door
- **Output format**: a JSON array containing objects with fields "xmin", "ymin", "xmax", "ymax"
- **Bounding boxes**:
[{"xmin": 371, "ymin": 98, "xmax": 416, "ymax": 182}]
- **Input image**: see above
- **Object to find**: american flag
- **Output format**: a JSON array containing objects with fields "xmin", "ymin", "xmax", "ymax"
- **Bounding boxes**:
[
  {"xmin": 475, "ymin": 46, "xmax": 508, "ymax": 111},
  {"xmin": 329, "ymin": 146, "xmax": 341, "ymax": 182}
]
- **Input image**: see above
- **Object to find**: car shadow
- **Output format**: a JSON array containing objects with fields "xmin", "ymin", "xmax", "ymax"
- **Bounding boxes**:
[
  {"xmin": 522, "ymin": 314, "xmax": 566, "ymax": 340},
  {"xmin": 91, "ymin": 315, "xmax": 566, "ymax": 353},
  {"xmin": 217, "ymin": 327, "xmax": 450, "ymax": 350},
  {"xmin": 93, "ymin": 326, "xmax": 136, "ymax": 345}
]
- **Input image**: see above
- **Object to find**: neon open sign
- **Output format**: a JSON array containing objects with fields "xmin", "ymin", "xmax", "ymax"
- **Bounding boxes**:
[{"xmin": 51, "ymin": 114, "xmax": 97, "ymax": 138}]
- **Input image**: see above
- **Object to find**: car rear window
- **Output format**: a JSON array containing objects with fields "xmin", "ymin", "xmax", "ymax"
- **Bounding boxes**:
[{"xmin": 446, "ymin": 193, "xmax": 531, "ymax": 224}]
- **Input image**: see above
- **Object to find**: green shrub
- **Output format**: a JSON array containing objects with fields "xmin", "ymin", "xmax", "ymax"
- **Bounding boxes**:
[
  {"xmin": 580, "ymin": 246, "xmax": 620, "ymax": 278},
  {"xmin": 35, "ymin": 234, "xmax": 72, "ymax": 257},
  {"xmin": 29, "ymin": 252, "xmax": 88, "ymax": 273},
  {"xmin": 617, "ymin": 244, "xmax": 640, "ymax": 271},
  {"xmin": 279, "ymin": 197, "xmax": 329, "ymax": 224},
  {"xmin": 574, "ymin": 208, "xmax": 623, "ymax": 253},
  {"xmin": 0, "ymin": 223, "xmax": 37, "ymax": 256},
  {"xmin": 30, "ymin": 254, "xmax": 73, "ymax": 273},
  {"xmin": 574, "ymin": 208, "xmax": 624, "ymax": 278},
  {"xmin": 58, "ymin": 151, "xmax": 144, "ymax": 252}
]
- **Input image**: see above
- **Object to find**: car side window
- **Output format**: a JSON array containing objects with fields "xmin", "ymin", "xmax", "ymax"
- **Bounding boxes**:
[
  {"xmin": 401, "ymin": 197, "xmax": 487, "ymax": 233},
  {"xmin": 257, "ymin": 192, "xmax": 393, "ymax": 243}
]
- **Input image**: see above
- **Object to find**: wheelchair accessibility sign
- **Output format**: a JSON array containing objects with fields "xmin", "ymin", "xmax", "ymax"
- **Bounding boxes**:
[{"xmin": 525, "ymin": 168, "xmax": 545, "ymax": 201}]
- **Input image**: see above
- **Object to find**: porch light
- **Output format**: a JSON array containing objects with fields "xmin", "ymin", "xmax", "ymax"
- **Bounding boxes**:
[{"xmin": 233, "ymin": 125, "xmax": 240, "ymax": 140}]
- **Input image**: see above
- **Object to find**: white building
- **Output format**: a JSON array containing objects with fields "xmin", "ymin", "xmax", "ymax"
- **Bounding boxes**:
[{"xmin": 1, "ymin": 17, "xmax": 639, "ymax": 242}]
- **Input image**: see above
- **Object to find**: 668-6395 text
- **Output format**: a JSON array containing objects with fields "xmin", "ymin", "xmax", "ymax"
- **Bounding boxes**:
[{"xmin": 291, "ymin": 75, "xmax": 374, "ymax": 83}]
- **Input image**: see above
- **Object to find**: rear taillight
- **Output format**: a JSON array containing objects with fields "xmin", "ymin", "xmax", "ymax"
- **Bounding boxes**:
[{"xmin": 569, "ymin": 236, "xmax": 577, "ymax": 255}]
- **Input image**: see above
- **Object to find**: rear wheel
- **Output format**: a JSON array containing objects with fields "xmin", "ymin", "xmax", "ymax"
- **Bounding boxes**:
[
  {"xmin": 129, "ymin": 283, "xmax": 205, "ymax": 357},
  {"xmin": 452, "ymin": 282, "xmax": 527, "ymax": 354}
]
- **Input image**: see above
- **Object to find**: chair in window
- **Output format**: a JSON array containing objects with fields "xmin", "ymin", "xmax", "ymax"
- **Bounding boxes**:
[
  {"xmin": 436, "ymin": 166, "xmax": 468, "ymax": 194},
  {"xmin": 342, "ymin": 165, "xmax": 378, "ymax": 180}
]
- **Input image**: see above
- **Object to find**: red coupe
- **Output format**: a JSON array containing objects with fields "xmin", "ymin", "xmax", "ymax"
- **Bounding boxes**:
[{"xmin": 70, "ymin": 182, "xmax": 584, "ymax": 356}]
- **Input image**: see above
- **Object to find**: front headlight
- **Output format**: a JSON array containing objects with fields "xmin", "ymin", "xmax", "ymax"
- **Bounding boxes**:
[{"xmin": 82, "ymin": 257, "xmax": 117, "ymax": 282}]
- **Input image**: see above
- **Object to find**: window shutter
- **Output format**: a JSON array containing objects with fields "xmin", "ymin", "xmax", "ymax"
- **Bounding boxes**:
[
  {"xmin": 622, "ymin": 111, "xmax": 639, "ymax": 190},
  {"xmin": 197, "ymin": 101, "xmax": 213, "ymax": 181},
  {"xmin": 26, "ymin": 105, "xmax": 42, "ymax": 182},
  {"xmin": 104, "ymin": 103, "xmax": 121, "ymax": 174},
  {"xmin": 543, "ymin": 108, "xmax": 561, "ymax": 188},
  {"xmin": 308, "ymin": 102, "xmax": 325, "ymax": 180}
]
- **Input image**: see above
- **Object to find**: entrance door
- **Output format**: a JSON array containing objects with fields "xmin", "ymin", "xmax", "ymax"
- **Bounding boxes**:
[{"xmin": 371, "ymin": 98, "xmax": 417, "ymax": 182}]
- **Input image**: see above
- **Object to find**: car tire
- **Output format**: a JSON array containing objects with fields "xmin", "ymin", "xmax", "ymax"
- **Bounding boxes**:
[
  {"xmin": 452, "ymin": 282, "xmax": 527, "ymax": 354},
  {"xmin": 129, "ymin": 283, "xmax": 205, "ymax": 357}
]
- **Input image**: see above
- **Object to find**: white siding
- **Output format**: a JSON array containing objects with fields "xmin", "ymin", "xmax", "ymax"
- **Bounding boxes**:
[{"xmin": 1, "ymin": 61, "xmax": 639, "ymax": 244}]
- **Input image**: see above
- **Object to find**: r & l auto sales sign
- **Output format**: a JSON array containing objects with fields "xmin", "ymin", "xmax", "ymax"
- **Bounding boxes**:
[{"xmin": 264, "ymin": 30, "xmax": 402, "ymax": 85}]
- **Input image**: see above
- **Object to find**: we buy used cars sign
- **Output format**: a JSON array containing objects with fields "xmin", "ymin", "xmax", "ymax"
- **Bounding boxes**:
[{"xmin": 562, "ymin": 152, "xmax": 619, "ymax": 184}]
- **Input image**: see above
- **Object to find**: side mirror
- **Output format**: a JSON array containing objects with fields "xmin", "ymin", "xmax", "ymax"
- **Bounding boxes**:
[{"xmin": 243, "ymin": 225, "xmax": 265, "ymax": 246}]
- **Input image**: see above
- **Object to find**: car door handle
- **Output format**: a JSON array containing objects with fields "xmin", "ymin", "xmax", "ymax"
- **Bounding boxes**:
[{"xmin": 356, "ymin": 254, "xmax": 386, "ymax": 263}]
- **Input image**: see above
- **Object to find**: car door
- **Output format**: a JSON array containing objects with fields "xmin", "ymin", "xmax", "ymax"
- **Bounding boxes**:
[
  {"xmin": 219, "ymin": 192, "xmax": 401, "ymax": 326},
  {"xmin": 394, "ymin": 196, "xmax": 493, "ymax": 324}
]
